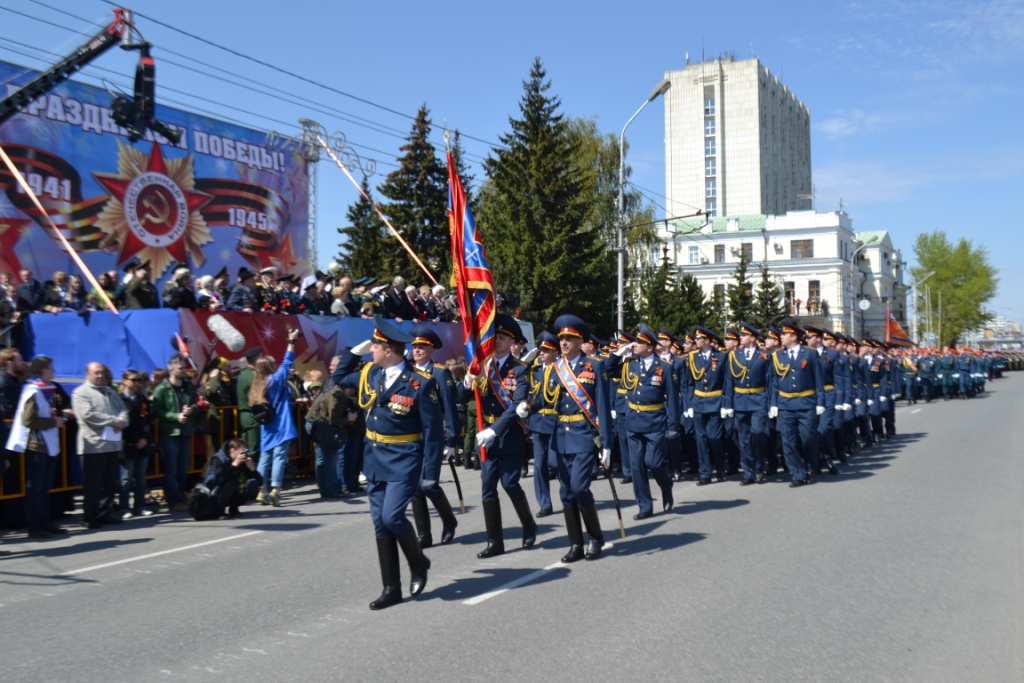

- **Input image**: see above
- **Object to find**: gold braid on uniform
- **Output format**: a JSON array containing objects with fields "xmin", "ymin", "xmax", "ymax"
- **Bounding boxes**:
[
  {"xmin": 727, "ymin": 350, "xmax": 748, "ymax": 381},
  {"xmin": 620, "ymin": 360, "xmax": 640, "ymax": 392},
  {"xmin": 772, "ymin": 352, "xmax": 792, "ymax": 378},
  {"xmin": 357, "ymin": 362, "xmax": 377, "ymax": 410},
  {"xmin": 542, "ymin": 364, "xmax": 561, "ymax": 404},
  {"xmin": 688, "ymin": 351, "xmax": 707, "ymax": 381}
]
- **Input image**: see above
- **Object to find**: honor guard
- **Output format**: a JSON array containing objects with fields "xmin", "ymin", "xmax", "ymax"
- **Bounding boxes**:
[
  {"xmin": 853, "ymin": 340, "xmax": 876, "ymax": 446},
  {"xmin": 657, "ymin": 329, "xmax": 687, "ymax": 482},
  {"xmin": 539, "ymin": 315, "xmax": 612, "ymax": 561},
  {"xmin": 865, "ymin": 340, "xmax": 890, "ymax": 441},
  {"xmin": 685, "ymin": 326, "xmax": 733, "ymax": 485},
  {"xmin": 827, "ymin": 332, "xmax": 854, "ymax": 462},
  {"xmin": 769, "ymin": 323, "xmax": 824, "ymax": 487},
  {"xmin": 471, "ymin": 314, "xmax": 537, "ymax": 559},
  {"xmin": 407, "ymin": 324, "xmax": 460, "ymax": 548},
  {"xmin": 727, "ymin": 323, "xmax": 773, "ymax": 485},
  {"xmin": 518, "ymin": 331, "xmax": 561, "ymax": 517},
  {"xmin": 345, "ymin": 316, "xmax": 443, "ymax": 610},
  {"xmin": 616, "ymin": 323, "xmax": 678, "ymax": 519},
  {"xmin": 803, "ymin": 326, "xmax": 841, "ymax": 476},
  {"xmin": 613, "ymin": 331, "xmax": 638, "ymax": 484}
]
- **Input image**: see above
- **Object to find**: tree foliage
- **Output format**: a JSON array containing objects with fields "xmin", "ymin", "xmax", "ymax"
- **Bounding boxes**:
[
  {"xmin": 635, "ymin": 250, "xmax": 709, "ymax": 335},
  {"xmin": 727, "ymin": 255, "xmax": 755, "ymax": 326},
  {"xmin": 749, "ymin": 265, "xmax": 787, "ymax": 333},
  {"xmin": 912, "ymin": 230, "xmax": 998, "ymax": 347},
  {"xmin": 336, "ymin": 176, "xmax": 388, "ymax": 277},
  {"xmin": 376, "ymin": 104, "xmax": 450, "ymax": 283}
]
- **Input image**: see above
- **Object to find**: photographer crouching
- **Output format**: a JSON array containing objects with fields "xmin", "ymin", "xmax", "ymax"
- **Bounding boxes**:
[{"xmin": 190, "ymin": 438, "xmax": 261, "ymax": 520}]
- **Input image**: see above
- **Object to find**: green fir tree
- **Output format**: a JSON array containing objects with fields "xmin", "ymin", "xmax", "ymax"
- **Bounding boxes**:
[
  {"xmin": 749, "ymin": 265, "xmax": 787, "ymax": 333},
  {"xmin": 336, "ymin": 176, "xmax": 388, "ymax": 278},
  {"xmin": 727, "ymin": 255, "xmax": 755, "ymax": 325}
]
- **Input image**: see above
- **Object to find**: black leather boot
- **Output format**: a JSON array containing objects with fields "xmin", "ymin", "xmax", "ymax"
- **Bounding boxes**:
[
  {"xmin": 561, "ymin": 505, "xmax": 585, "ymax": 563},
  {"xmin": 511, "ymin": 496, "xmax": 537, "ymax": 549},
  {"xmin": 477, "ymin": 499, "xmax": 505, "ymax": 558},
  {"xmin": 395, "ymin": 529, "xmax": 430, "ymax": 597},
  {"xmin": 369, "ymin": 536, "xmax": 403, "ymax": 610},
  {"xmin": 431, "ymin": 491, "xmax": 458, "ymax": 545},
  {"xmin": 410, "ymin": 497, "xmax": 433, "ymax": 548},
  {"xmin": 579, "ymin": 503, "xmax": 605, "ymax": 561}
]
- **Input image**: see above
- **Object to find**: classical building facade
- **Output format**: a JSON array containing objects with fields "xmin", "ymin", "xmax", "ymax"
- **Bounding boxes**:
[{"xmin": 656, "ymin": 210, "xmax": 907, "ymax": 340}]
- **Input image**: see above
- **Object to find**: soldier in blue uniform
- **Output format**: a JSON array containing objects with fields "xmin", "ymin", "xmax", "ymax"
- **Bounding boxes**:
[
  {"xmin": 722, "ymin": 328, "xmax": 742, "ymax": 475},
  {"xmin": 538, "ymin": 315, "xmax": 612, "ymax": 561},
  {"xmin": 471, "ymin": 314, "xmax": 537, "ymax": 559},
  {"xmin": 518, "ymin": 331, "xmax": 560, "ymax": 518},
  {"xmin": 901, "ymin": 351, "xmax": 919, "ymax": 405},
  {"xmin": 615, "ymin": 323, "xmax": 677, "ymax": 518},
  {"xmin": 657, "ymin": 329, "xmax": 688, "ymax": 482},
  {"xmin": 611, "ymin": 331, "xmax": 637, "ymax": 484},
  {"xmin": 803, "ymin": 326, "xmax": 840, "ymax": 475},
  {"xmin": 769, "ymin": 323, "xmax": 824, "ymax": 487},
  {"xmin": 406, "ymin": 325, "xmax": 460, "ymax": 548},
  {"xmin": 826, "ymin": 331, "xmax": 853, "ymax": 462},
  {"xmin": 864, "ymin": 340, "xmax": 890, "ymax": 441},
  {"xmin": 762, "ymin": 326, "xmax": 784, "ymax": 474},
  {"xmin": 727, "ymin": 323, "xmax": 772, "ymax": 485},
  {"xmin": 345, "ymin": 316, "xmax": 443, "ymax": 610},
  {"xmin": 884, "ymin": 344, "xmax": 901, "ymax": 436},
  {"xmin": 918, "ymin": 351, "xmax": 935, "ymax": 402},
  {"xmin": 674, "ymin": 332, "xmax": 700, "ymax": 476},
  {"xmin": 684, "ymin": 326, "xmax": 733, "ymax": 485}
]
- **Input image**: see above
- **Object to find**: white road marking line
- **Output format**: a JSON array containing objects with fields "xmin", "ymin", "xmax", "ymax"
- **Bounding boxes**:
[
  {"xmin": 63, "ymin": 531, "xmax": 264, "ymax": 575},
  {"xmin": 463, "ymin": 541, "xmax": 615, "ymax": 605},
  {"xmin": 911, "ymin": 408, "xmax": 922, "ymax": 414}
]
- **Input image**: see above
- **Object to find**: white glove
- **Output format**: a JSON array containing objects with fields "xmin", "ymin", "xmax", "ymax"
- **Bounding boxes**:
[
  {"xmin": 768, "ymin": 406, "xmax": 778, "ymax": 419},
  {"xmin": 937, "ymin": 374, "xmax": 943, "ymax": 379},
  {"xmin": 867, "ymin": 399, "xmax": 874, "ymax": 406},
  {"xmin": 855, "ymin": 399, "xmax": 862, "ymax": 406},
  {"xmin": 666, "ymin": 431, "xmax": 678, "ymax": 439},
  {"xmin": 420, "ymin": 479, "xmax": 437, "ymax": 489},
  {"xmin": 843, "ymin": 403, "xmax": 852, "ymax": 411},
  {"xmin": 684, "ymin": 408, "xmax": 694, "ymax": 419},
  {"xmin": 351, "ymin": 339, "xmax": 373, "ymax": 356},
  {"xmin": 516, "ymin": 401, "xmax": 530, "ymax": 419},
  {"xmin": 880, "ymin": 396, "xmax": 887, "ymax": 403},
  {"xmin": 610, "ymin": 409, "xmax": 617, "ymax": 419},
  {"xmin": 892, "ymin": 394, "xmax": 899, "ymax": 401},
  {"xmin": 916, "ymin": 378, "xmax": 921, "ymax": 383},
  {"xmin": 614, "ymin": 342, "xmax": 635, "ymax": 358},
  {"xmin": 476, "ymin": 427, "xmax": 497, "ymax": 450},
  {"xmin": 600, "ymin": 448, "xmax": 611, "ymax": 468},
  {"xmin": 521, "ymin": 347, "xmax": 539, "ymax": 364},
  {"xmin": 720, "ymin": 408, "xmax": 734, "ymax": 418},
  {"xmin": 816, "ymin": 406, "xmax": 825, "ymax": 416},
  {"xmin": 444, "ymin": 446, "xmax": 456, "ymax": 460},
  {"xmin": 463, "ymin": 372, "xmax": 480, "ymax": 389},
  {"xmin": 953, "ymin": 373, "xmax": 960, "ymax": 379}
]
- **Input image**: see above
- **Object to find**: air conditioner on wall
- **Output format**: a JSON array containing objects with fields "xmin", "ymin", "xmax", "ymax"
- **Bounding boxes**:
[{"xmin": 700, "ymin": 257, "xmax": 709, "ymax": 264}]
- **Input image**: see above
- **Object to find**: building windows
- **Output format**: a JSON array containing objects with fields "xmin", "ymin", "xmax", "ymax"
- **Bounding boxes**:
[
  {"xmin": 784, "ymin": 281, "xmax": 795, "ymax": 313},
  {"xmin": 705, "ymin": 179, "xmax": 717, "ymax": 198},
  {"xmin": 705, "ymin": 158, "xmax": 716, "ymax": 177},
  {"xmin": 704, "ymin": 98, "xmax": 715, "ymax": 116},
  {"xmin": 808, "ymin": 280, "xmax": 820, "ymax": 310},
  {"xmin": 790, "ymin": 239, "xmax": 814, "ymax": 259},
  {"xmin": 714, "ymin": 244, "xmax": 725, "ymax": 263},
  {"xmin": 705, "ymin": 199, "xmax": 717, "ymax": 217},
  {"xmin": 740, "ymin": 242, "xmax": 753, "ymax": 262},
  {"xmin": 704, "ymin": 118, "xmax": 716, "ymax": 136},
  {"xmin": 713, "ymin": 283, "xmax": 726, "ymax": 301},
  {"xmin": 688, "ymin": 245, "xmax": 700, "ymax": 265},
  {"xmin": 705, "ymin": 138, "xmax": 716, "ymax": 156}
]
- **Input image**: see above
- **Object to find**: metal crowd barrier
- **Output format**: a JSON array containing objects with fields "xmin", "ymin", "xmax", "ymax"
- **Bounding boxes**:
[{"xmin": 1, "ymin": 404, "xmax": 314, "ymax": 501}]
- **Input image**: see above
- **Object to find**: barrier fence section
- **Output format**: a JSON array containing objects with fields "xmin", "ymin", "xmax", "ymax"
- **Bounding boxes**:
[{"xmin": 0, "ymin": 404, "xmax": 314, "ymax": 501}]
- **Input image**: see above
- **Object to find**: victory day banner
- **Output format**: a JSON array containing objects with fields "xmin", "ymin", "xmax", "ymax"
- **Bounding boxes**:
[{"xmin": 0, "ymin": 59, "xmax": 309, "ymax": 289}]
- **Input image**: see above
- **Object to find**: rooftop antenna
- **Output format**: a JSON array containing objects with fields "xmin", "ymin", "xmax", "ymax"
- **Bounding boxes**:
[{"xmin": 686, "ymin": 51, "xmax": 689, "ymax": 65}]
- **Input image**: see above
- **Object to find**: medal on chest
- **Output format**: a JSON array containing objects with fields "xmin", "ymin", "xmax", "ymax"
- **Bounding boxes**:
[
  {"xmin": 651, "ymin": 366, "xmax": 664, "ymax": 386},
  {"xmin": 389, "ymin": 394, "xmax": 414, "ymax": 415},
  {"xmin": 503, "ymin": 369, "xmax": 517, "ymax": 391},
  {"xmin": 579, "ymin": 361, "xmax": 596, "ymax": 384}
]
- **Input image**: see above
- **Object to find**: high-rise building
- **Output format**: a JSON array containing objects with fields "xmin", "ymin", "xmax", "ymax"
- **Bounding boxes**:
[{"xmin": 663, "ymin": 57, "xmax": 812, "ymax": 218}]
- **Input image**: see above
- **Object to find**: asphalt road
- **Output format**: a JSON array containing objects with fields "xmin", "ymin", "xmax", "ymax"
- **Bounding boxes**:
[{"xmin": 1, "ymin": 377, "xmax": 1021, "ymax": 683}]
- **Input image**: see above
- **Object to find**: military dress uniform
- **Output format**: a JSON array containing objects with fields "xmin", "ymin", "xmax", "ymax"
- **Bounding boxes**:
[
  {"xmin": 727, "ymin": 323, "xmax": 773, "ymax": 484},
  {"xmin": 684, "ymin": 327, "xmax": 733, "ymax": 484},
  {"xmin": 545, "ymin": 315, "xmax": 612, "ymax": 561},
  {"xmin": 613, "ymin": 331, "xmax": 637, "ymax": 483},
  {"xmin": 474, "ymin": 314, "xmax": 536, "ymax": 559},
  {"xmin": 407, "ymin": 325, "xmax": 460, "ymax": 548},
  {"xmin": 346, "ymin": 317, "xmax": 443, "ymax": 610},
  {"xmin": 770, "ymin": 324, "xmax": 824, "ymax": 486},
  {"xmin": 524, "ymin": 331, "xmax": 560, "ymax": 516},
  {"xmin": 617, "ymin": 323, "xmax": 678, "ymax": 517},
  {"xmin": 805, "ymin": 326, "xmax": 841, "ymax": 475},
  {"xmin": 865, "ymin": 342, "xmax": 890, "ymax": 440}
]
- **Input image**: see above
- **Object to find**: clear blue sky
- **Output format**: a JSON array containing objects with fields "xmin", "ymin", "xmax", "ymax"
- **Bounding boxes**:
[{"xmin": 2, "ymin": 0, "xmax": 1022, "ymax": 324}]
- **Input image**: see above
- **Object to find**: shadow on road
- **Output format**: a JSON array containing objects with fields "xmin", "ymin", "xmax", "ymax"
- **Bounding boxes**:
[
  {"xmin": 425, "ymin": 565, "xmax": 572, "ymax": 602},
  {"xmin": 669, "ymin": 498, "xmax": 750, "ymax": 516}
]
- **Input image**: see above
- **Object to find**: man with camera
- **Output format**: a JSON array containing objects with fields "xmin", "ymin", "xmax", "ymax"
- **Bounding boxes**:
[{"xmin": 191, "ymin": 438, "xmax": 260, "ymax": 520}]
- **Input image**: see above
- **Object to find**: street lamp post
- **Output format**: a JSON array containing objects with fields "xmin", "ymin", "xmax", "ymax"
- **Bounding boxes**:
[
  {"xmin": 910, "ymin": 270, "xmax": 936, "ymax": 345},
  {"xmin": 849, "ymin": 236, "xmax": 879, "ymax": 338},
  {"xmin": 618, "ymin": 77, "xmax": 671, "ymax": 331}
]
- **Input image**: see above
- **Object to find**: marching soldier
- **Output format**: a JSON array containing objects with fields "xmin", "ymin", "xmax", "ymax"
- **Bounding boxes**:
[
  {"xmin": 471, "ymin": 313, "xmax": 537, "ymax": 559},
  {"xmin": 684, "ymin": 326, "xmax": 733, "ymax": 485},
  {"xmin": 722, "ymin": 328, "xmax": 742, "ymax": 475},
  {"xmin": 803, "ymin": 326, "xmax": 840, "ymax": 475},
  {"xmin": 613, "ymin": 331, "xmax": 637, "ymax": 484},
  {"xmin": 727, "ymin": 323, "xmax": 772, "ymax": 485},
  {"xmin": 407, "ymin": 325, "xmax": 460, "ymax": 548},
  {"xmin": 344, "ymin": 316, "xmax": 442, "ymax": 610},
  {"xmin": 853, "ymin": 340, "xmax": 876, "ymax": 447},
  {"xmin": 520, "ymin": 331, "xmax": 560, "ymax": 518},
  {"xmin": 536, "ymin": 315, "xmax": 611, "ymax": 561},
  {"xmin": 830, "ymin": 332, "xmax": 855, "ymax": 462},
  {"xmin": 615, "ymin": 323, "xmax": 677, "ymax": 518},
  {"xmin": 769, "ymin": 323, "xmax": 824, "ymax": 487}
]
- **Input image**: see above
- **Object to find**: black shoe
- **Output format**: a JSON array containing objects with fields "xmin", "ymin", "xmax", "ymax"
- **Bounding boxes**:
[
  {"xmin": 432, "ymin": 492, "xmax": 458, "ymax": 545},
  {"xmin": 512, "ymin": 497, "xmax": 538, "ymax": 549},
  {"xmin": 561, "ymin": 544, "xmax": 585, "ymax": 563},
  {"xmin": 561, "ymin": 505, "xmax": 585, "ymax": 563},
  {"xmin": 789, "ymin": 479, "xmax": 808, "ymax": 488},
  {"xmin": 584, "ymin": 539, "xmax": 603, "ymax": 561},
  {"xmin": 696, "ymin": 478, "xmax": 712, "ymax": 486},
  {"xmin": 662, "ymin": 491, "xmax": 674, "ymax": 513},
  {"xmin": 535, "ymin": 508, "xmax": 553, "ymax": 519},
  {"xmin": 828, "ymin": 464, "xmax": 839, "ymax": 475},
  {"xmin": 521, "ymin": 463, "xmax": 530, "ymax": 478},
  {"xmin": 81, "ymin": 519, "xmax": 102, "ymax": 529},
  {"xmin": 620, "ymin": 476, "xmax": 632, "ymax": 484},
  {"xmin": 716, "ymin": 475, "xmax": 726, "ymax": 482},
  {"xmin": 672, "ymin": 471, "xmax": 684, "ymax": 483},
  {"xmin": 396, "ymin": 530, "xmax": 430, "ymax": 597},
  {"xmin": 740, "ymin": 479, "xmax": 755, "ymax": 486},
  {"xmin": 633, "ymin": 511, "xmax": 653, "ymax": 521},
  {"xmin": 477, "ymin": 500, "xmax": 505, "ymax": 558},
  {"xmin": 27, "ymin": 528, "xmax": 53, "ymax": 539},
  {"xmin": 579, "ymin": 504, "xmax": 605, "ymax": 560},
  {"xmin": 369, "ymin": 586, "xmax": 403, "ymax": 611},
  {"xmin": 755, "ymin": 472, "xmax": 766, "ymax": 484},
  {"xmin": 43, "ymin": 522, "xmax": 67, "ymax": 534},
  {"xmin": 370, "ymin": 537, "xmax": 402, "ymax": 610},
  {"xmin": 473, "ymin": 459, "xmax": 481, "ymax": 471},
  {"xmin": 807, "ymin": 472, "xmax": 818, "ymax": 484}
]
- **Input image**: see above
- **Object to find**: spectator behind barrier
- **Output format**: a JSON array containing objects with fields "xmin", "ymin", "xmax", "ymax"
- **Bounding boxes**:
[
  {"xmin": 152, "ymin": 355, "xmax": 203, "ymax": 513},
  {"xmin": 250, "ymin": 327, "xmax": 299, "ymax": 507},
  {"xmin": 118, "ymin": 370, "xmax": 155, "ymax": 519}
]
